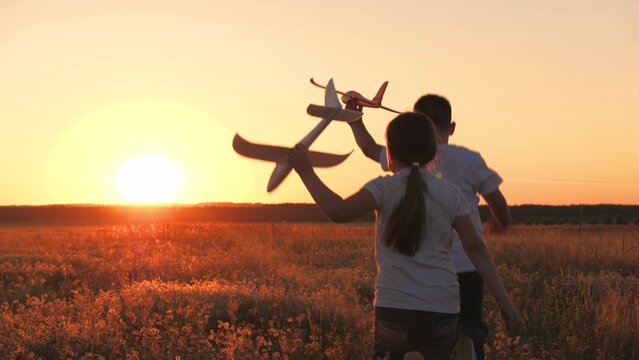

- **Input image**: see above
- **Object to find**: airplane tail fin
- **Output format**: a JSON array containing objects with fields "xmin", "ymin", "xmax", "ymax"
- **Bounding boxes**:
[
  {"xmin": 371, "ymin": 81, "xmax": 389, "ymax": 106},
  {"xmin": 324, "ymin": 79, "xmax": 342, "ymax": 110}
]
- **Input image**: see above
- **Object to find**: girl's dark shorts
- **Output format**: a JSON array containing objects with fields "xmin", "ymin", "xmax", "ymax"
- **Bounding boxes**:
[{"xmin": 372, "ymin": 306, "xmax": 458, "ymax": 360}]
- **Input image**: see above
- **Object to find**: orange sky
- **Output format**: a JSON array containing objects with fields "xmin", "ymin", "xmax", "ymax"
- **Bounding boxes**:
[{"xmin": 1, "ymin": 0, "xmax": 638, "ymax": 205}]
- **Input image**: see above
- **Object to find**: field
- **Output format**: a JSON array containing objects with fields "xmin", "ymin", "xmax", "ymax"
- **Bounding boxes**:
[{"xmin": 1, "ymin": 223, "xmax": 638, "ymax": 359}]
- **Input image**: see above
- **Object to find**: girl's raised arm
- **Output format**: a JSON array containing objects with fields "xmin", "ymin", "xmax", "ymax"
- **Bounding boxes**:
[{"xmin": 289, "ymin": 144, "xmax": 377, "ymax": 222}]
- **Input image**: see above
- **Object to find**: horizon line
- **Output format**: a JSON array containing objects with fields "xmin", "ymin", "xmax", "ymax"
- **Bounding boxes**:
[{"xmin": 0, "ymin": 202, "xmax": 637, "ymax": 208}]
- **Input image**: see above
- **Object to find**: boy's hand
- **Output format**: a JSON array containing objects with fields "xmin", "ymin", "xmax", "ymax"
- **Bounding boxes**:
[
  {"xmin": 343, "ymin": 93, "xmax": 363, "ymax": 112},
  {"xmin": 345, "ymin": 97, "xmax": 363, "ymax": 126},
  {"xmin": 288, "ymin": 144, "xmax": 313, "ymax": 175},
  {"xmin": 498, "ymin": 300, "xmax": 525, "ymax": 336},
  {"xmin": 486, "ymin": 216, "xmax": 507, "ymax": 235}
]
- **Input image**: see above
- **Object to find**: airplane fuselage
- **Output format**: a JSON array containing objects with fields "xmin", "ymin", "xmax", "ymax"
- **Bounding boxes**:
[{"xmin": 266, "ymin": 108, "xmax": 339, "ymax": 192}]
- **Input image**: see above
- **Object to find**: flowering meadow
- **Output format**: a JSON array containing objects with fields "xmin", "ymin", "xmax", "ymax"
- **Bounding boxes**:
[{"xmin": 0, "ymin": 223, "xmax": 637, "ymax": 359}]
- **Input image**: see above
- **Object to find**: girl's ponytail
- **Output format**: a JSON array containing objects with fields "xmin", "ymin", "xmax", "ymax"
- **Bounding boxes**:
[
  {"xmin": 385, "ymin": 162, "xmax": 426, "ymax": 256},
  {"xmin": 384, "ymin": 112, "xmax": 437, "ymax": 257}
]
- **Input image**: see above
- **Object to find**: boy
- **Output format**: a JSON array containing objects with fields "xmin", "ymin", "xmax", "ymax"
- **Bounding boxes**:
[{"xmin": 347, "ymin": 94, "xmax": 511, "ymax": 360}]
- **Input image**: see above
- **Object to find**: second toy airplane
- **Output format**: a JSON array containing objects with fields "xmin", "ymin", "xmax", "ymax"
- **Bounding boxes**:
[
  {"xmin": 233, "ymin": 79, "xmax": 363, "ymax": 192},
  {"xmin": 310, "ymin": 78, "xmax": 400, "ymax": 113}
]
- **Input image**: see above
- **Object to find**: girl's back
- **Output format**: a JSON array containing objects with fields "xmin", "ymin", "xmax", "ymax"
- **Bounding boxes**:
[{"xmin": 365, "ymin": 167, "xmax": 468, "ymax": 314}]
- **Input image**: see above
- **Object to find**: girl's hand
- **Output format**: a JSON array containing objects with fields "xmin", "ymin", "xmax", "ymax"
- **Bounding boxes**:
[
  {"xmin": 499, "ymin": 300, "xmax": 525, "ymax": 335},
  {"xmin": 288, "ymin": 143, "xmax": 313, "ymax": 175}
]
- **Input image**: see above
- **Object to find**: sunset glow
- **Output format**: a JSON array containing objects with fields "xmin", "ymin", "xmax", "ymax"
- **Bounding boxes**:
[
  {"xmin": 42, "ymin": 98, "xmax": 254, "ymax": 204},
  {"xmin": 0, "ymin": 1, "xmax": 637, "ymax": 205},
  {"xmin": 116, "ymin": 154, "xmax": 184, "ymax": 203}
]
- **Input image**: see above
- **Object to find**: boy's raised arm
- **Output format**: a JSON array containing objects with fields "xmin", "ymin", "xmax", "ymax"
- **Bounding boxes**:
[{"xmin": 345, "ymin": 100, "xmax": 384, "ymax": 163}]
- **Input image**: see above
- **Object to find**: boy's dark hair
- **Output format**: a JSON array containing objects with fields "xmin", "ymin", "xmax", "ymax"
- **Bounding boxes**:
[
  {"xmin": 384, "ymin": 112, "xmax": 437, "ymax": 256},
  {"xmin": 413, "ymin": 94, "xmax": 452, "ymax": 130}
]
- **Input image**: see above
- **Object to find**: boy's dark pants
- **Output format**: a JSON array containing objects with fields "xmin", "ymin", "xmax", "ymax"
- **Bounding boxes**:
[{"xmin": 458, "ymin": 271, "xmax": 488, "ymax": 360}]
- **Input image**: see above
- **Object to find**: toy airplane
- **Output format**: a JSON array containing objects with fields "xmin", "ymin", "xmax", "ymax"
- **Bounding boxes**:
[
  {"xmin": 310, "ymin": 78, "xmax": 400, "ymax": 113},
  {"xmin": 233, "ymin": 79, "xmax": 363, "ymax": 192}
]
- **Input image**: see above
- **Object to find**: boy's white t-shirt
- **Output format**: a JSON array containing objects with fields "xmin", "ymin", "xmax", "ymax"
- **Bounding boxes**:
[
  {"xmin": 363, "ymin": 167, "xmax": 469, "ymax": 314},
  {"xmin": 379, "ymin": 144, "xmax": 502, "ymax": 273}
]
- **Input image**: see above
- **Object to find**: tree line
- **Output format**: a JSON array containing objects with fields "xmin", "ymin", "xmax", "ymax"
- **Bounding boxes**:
[{"xmin": 0, "ymin": 203, "xmax": 637, "ymax": 226}]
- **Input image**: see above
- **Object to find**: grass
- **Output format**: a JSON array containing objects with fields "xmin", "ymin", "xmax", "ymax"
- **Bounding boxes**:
[{"xmin": 0, "ymin": 223, "xmax": 637, "ymax": 359}]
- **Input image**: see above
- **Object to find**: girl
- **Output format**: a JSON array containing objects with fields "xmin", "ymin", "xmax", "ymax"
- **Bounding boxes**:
[{"xmin": 288, "ymin": 112, "xmax": 524, "ymax": 360}]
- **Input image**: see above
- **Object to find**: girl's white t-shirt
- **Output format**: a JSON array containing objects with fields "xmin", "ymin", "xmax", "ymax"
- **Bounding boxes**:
[
  {"xmin": 363, "ymin": 167, "xmax": 469, "ymax": 314},
  {"xmin": 380, "ymin": 145, "xmax": 502, "ymax": 273}
]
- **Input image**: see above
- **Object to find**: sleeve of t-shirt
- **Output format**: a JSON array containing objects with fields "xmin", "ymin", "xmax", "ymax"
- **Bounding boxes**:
[
  {"xmin": 472, "ymin": 153, "xmax": 503, "ymax": 195},
  {"xmin": 379, "ymin": 147, "xmax": 390, "ymax": 172},
  {"xmin": 363, "ymin": 176, "xmax": 385, "ymax": 208}
]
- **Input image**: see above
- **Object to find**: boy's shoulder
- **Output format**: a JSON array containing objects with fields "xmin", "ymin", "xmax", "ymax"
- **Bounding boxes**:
[
  {"xmin": 437, "ymin": 144, "xmax": 485, "ymax": 164},
  {"xmin": 436, "ymin": 144, "xmax": 502, "ymax": 194}
]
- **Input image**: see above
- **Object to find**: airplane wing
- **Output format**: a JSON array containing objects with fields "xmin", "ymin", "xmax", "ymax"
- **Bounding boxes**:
[
  {"xmin": 306, "ymin": 104, "xmax": 362, "ymax": 123},
  {"xmin": 307, "ymin": 149, "xmax": 352, "ymax": 167},
  {"xmin": 233, "ymin": 133, "xmax": 351, "ymax": 167},
  {"xmin": 233, "ymin": 134, "xmax": 288, "ymax": 162}
]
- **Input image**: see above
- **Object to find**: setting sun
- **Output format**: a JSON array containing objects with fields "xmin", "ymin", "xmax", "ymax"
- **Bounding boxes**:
[{"xmin": 116, "ymin": 154, "xmax": 184, "ymax": 203}]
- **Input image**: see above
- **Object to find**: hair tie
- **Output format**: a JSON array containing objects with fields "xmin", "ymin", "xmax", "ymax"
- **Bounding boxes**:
[{"xmin": 412, "ymin": 162, "xmax": 420, "ymax": 167}]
